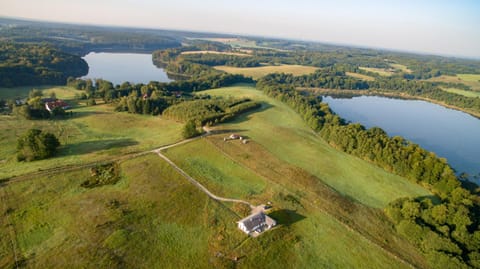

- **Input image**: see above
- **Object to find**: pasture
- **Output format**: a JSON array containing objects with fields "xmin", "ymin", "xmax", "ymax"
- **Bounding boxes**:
[
  {"xmin": 0, "ymin": 86, "xmax": 83, "ymax": 100},
  {"xmin": 214, "ymin": 65, "xmax": 319, "ymax": 80}
]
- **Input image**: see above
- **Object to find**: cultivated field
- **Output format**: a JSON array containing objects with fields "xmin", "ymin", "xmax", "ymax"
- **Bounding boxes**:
[{"xmin": 214, "ymin": 65, "xmax": 319, "ymax": 80}]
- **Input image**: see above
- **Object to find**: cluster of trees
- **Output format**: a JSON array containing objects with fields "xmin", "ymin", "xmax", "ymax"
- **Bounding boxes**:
[
  {"xmin": 66, "ymin": 73, "xmax": 253, "ymax": 117},
  {"xmin": 0, "ymin": 42, "xmax": 88, "ymax": 87},
  {"xmin": 17, "ymin": 128, "xmax": 60, "ymax": 161},
  {"xmin": 385, "ymin": 192, "xmax": 480, "ymax": 268},
  {"xmin": 257, "ymin": 74, "xmax": 479, "ymax": 268},
  {"xmin": 163, "ymin": 97, "xmax": 260, "ymax": 126},
  {"xmin": 12, "ymin": 89, "xmax": 68, "ymax": 119}
]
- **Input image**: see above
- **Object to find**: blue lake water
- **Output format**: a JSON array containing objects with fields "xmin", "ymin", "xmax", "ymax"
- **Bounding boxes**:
[
  {"xmin": 81, "ymin": 52, "xmax": 172, "ymax": 85},
  {"xmin": 323, "ymin": 95, "xmax": 480, "ymax": 182}
]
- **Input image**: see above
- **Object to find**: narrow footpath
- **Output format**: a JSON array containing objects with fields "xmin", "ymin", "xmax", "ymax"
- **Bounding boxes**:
[{"xmin": 152, "ymin": 128, "xmax": 254, "ymax": 209}]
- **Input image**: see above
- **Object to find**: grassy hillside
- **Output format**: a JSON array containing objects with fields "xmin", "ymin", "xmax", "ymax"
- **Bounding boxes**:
[
  {"xmin": 214, "ymin": 65, "xmax": 318, "ymax": 80},
  {"xmin": 1, "ymin": 151, "xmax": 420, "ymax": 268},
  {"xmin": 0, "ymin": 103, "xmax": 182, "ymax": 179},
  {"xmin": 0, "ymin": 154, "xmax": 243, "ymax": 268},
  {"xmin": 201, "ymin": 85, "xmax": 430, "ymax": 208}
]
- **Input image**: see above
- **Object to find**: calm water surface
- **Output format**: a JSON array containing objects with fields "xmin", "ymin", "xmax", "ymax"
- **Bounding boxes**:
[
  {"xmin": 82, "ymin": 52, "xmax": 172, "ymax": 85},
  {"xmin": 323, "ymin": 95, "xmax": 480, "ymax": 182}
]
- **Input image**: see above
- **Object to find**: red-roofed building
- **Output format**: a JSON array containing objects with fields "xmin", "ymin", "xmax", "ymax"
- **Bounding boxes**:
[{"xmin": 45, "ymin": 100, "xmax": 70, "ymax": 112}]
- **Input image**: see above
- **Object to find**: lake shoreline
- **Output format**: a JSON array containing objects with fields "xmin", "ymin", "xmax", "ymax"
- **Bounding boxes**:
[
  {"xmin": 299, "ymin": 88, "xmax": 480, "ymax": 119},
  {"xmin": 319, "ymin": 92, "xmax": 480, "ymax": 183}
]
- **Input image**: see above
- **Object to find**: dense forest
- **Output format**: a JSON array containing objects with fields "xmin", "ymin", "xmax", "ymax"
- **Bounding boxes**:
[
  {"xmin": 257, "ymin": 74, "xmax": 480, "ymax": 268},
  {"xmin": 0, "ymin": 18, "xmax": 181, "ymax": 55},
  {"xmin": 0, "ymin": 42, "xmax": 88, "ymax": 87}
]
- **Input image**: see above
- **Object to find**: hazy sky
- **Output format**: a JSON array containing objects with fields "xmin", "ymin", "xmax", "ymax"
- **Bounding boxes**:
[{"xmin": 1, "ymin": 0, "xmax": 479, "ymax": 58}]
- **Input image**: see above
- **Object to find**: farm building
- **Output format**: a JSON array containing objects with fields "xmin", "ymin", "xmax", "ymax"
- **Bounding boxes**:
[
  {"xmin": 45, "ymin": 100, "xmax": 70, "ymax": 112},
  {"xmin": 237, "ymin": 212, "xmax": 276, "ymax": 235}
]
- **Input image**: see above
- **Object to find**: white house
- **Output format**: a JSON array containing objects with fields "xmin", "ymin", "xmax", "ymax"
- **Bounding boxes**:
[{"xmin": 237, "ymin": 212, "xmax": 276, "ymax": 235}]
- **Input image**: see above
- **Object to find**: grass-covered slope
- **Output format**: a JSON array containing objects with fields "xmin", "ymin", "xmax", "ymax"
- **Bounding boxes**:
[
  {"xmin": 202, "ymin": 85, "xmax": 430, "ymax": 208},
  {"xmin": 0, "ymin": 102, "xmax": 182, "ymax": 179},
  {"xmin": 1, "ymin": 152, "xmax": 418, "ymax": 268}
]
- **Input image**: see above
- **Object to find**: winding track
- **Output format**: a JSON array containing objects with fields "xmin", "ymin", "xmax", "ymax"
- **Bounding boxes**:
[{"xmin": 152, "ymin": 128, "xmax": 254, "ymax": 209}]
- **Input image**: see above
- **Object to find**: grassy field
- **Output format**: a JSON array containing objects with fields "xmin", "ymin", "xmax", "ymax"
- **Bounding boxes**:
[
  {"xmin": 359, "ymin": 67, "xmax": 394, "ymax": 76},
  {"xmin": 346, "ymin": 72, "xmax": 375, "ymax": 81},
  {"xmin": 389, "ymin": 63, "xmax": 412, "ymax": 73},
  {"xmin": 201, "ymin": 85, "xmax": 430, "ymax": 208},
  {"xmin": 164, "ymin": 139, "xmax": 267, "ymax": 200},
  {"xmin": 181, "ymin": 50, "xmax": 251, "ymax": 57},
  {"xmin": 214, "ymin": 65, "xmax": 318, "ymax": 80},
  {"xmin": 441, "ymin": 87, "xmax": 480, "ymax": 97},
  {"xmin": 0, "ymin": 154, "xmax": 246, "ymax": 268},
  {"xmin": 0, "ymin": 102, "xmax": 182, "ymax": 179},
  {"xmin": 427, "ymin": 74, "xmax": 480, "ymax": 91},
  {"xmin": 0, "ymin": 86, "xmax": 83, "ymax": 100},
  {"xmin": 0, "ymin": 152, "xmax": 419, "ymax": 268}
]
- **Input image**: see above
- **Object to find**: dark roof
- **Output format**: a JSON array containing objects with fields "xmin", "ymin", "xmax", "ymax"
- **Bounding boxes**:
[{"xmin": 239, "ymin": 212, "xmax": 266, "ymax": 231}]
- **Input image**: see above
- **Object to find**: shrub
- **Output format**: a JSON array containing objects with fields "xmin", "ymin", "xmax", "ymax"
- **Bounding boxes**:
[{"xmin": 17, "ymin": 129, "xmax": 60, "ymax": 161}]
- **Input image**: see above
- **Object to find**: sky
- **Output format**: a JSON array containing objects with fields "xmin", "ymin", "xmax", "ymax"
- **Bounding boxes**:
[{"xmin": 1, "ymin": 0, "xmax": 479, "ymax": 58}]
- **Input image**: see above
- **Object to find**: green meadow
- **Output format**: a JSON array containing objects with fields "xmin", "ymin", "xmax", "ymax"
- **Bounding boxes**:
[
  {"xmin": 202, "ymin": 85, "xmax": 430, "ymax": 208},
  {"xmin": 0, "ymin": 100, "xmax": 182, "ymax": 179}
]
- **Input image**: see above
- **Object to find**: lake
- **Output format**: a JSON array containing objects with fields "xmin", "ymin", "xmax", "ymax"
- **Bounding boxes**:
[
  {"xmin": 81, "ymin": 52, "xmax": 172, "ymax": 85},
  {"xmin": 323, "ymin": 95, "xmax": 480, "ymax": 183}
]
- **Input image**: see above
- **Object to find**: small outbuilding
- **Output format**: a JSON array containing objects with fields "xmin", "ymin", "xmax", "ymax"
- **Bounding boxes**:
[{"xmin": 237, "ymin": 212, "xmax": 276, "ymax": 236}]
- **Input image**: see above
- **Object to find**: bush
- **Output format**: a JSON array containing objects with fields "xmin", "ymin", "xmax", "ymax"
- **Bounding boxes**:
[
  {"xmin": 182, "ymin": 120, "xmax": 200, "ymax": 139},
  {"xmin": 17, "ymin": 129, "xmax": 60, "ymax": 161}
]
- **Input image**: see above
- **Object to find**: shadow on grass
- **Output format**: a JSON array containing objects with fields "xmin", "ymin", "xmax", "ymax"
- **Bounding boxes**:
[
  {"xmin": 268, "ymin": 209, "xmax": 306, "ymax": 226},
  {"xmin": 223, "ymin": 101, "xmax": 273, "ymax": 124},
  {"xmin": 59, "ymin": 138, "xmax": 138, "ymax": 156}
]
